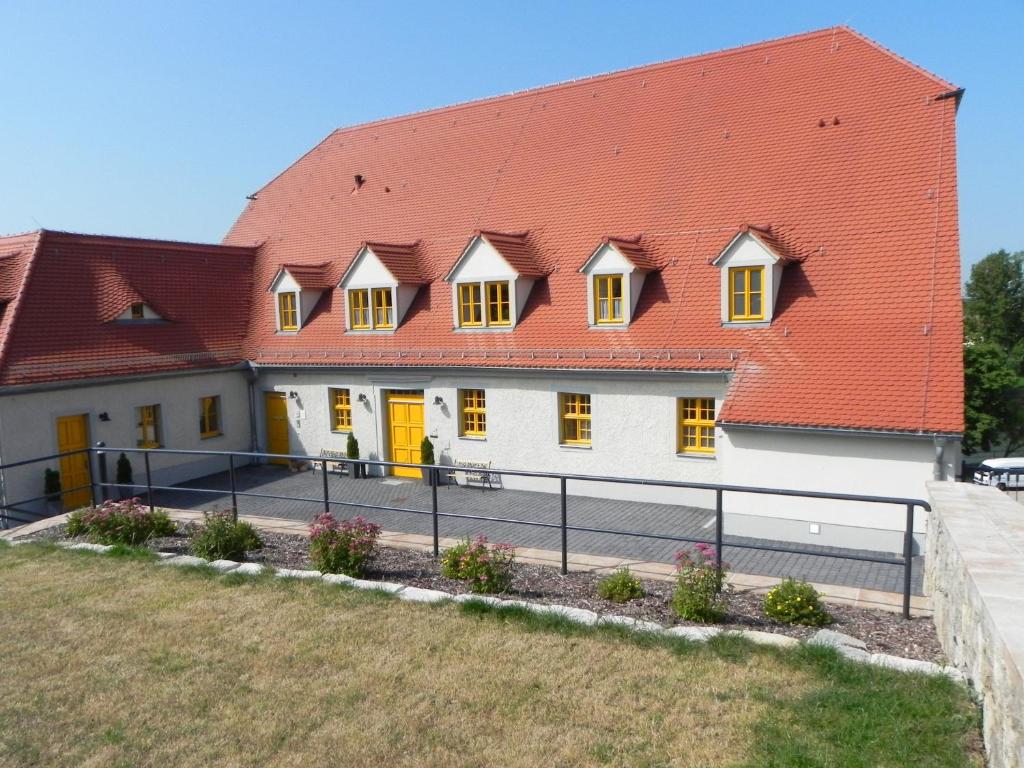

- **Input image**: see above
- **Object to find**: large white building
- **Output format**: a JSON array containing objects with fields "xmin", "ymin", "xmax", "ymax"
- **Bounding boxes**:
[{"xmin": 0, "ymin": 27, "xmax": 963, "ymax": 550}]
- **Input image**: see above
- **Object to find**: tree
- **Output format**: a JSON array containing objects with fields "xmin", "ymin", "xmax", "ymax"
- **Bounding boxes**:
[{"xmin": 963, "ymin": 250, "xmax": 1024, "ymax": 455}]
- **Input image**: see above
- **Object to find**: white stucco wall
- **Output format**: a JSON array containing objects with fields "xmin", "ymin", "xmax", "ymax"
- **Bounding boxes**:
[
  {"xmin": 252, "ymin": 366, "xmax": 945, "ymax": 550},
  {"xmin": 0, "ymin": 370, "xmax": 252, "ymax": 513}
]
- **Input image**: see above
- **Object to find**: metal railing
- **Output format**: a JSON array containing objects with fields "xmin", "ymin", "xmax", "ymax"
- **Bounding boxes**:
[{"xmin": 0, "ymin": 444, "xmax": 931, "ymax": 618}]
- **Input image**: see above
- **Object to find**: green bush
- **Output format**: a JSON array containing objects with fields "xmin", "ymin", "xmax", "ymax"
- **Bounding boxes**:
[
  {"xmin": 346, "ymin": 432, "xmax": 359, "ymax": 459},
  {"xmin": 763, "ymin": 578, "xmax": 833, "ymax": 626},
  {"xmin": 671, "ymin": 543, "xmax": 729, "ymax": 623},
  {"xmin": 308, "ymin": 513, "xmax": 381, "ymax": 576},
  {"xmin": 189, "ymin": 511, "xmax": 263, "ymax": 561},
  {"xmin": 66, "ymin": 499, "xmax": 175, "ymax": 545},
  {"xmin": 440, "ymin": 535, "xmax": 515, "ymax": 594},
  {"xmin": 420, "ymin": 436, "xmax": 435, "ymax": 465},
  {"xmin": 597, "ymin": 568, "xmax": 645, "ymax": 603}
]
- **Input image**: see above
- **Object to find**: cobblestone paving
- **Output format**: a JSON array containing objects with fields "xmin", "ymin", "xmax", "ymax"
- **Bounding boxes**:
[{"xmin": 151, "ymin": 464, "xmax": 924, "ymax": 594}]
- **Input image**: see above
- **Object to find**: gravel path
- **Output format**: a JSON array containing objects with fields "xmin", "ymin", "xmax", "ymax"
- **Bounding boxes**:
[{"xmin": 24, "ymin": 524, "xmax": 944, "ymax": 662}]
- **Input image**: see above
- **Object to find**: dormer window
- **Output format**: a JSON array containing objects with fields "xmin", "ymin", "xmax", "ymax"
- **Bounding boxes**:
[
  {"xmin": 339, "ymin": 242, "xmax": 426, "ymax": 333},
  {"xmin": 372, "ymin": 287, "xmax": 394, "ymax": 329},
  {"xmin": 445, "ymin": 231, "xmax": 547, "ymax": 331},
  {"xmin": 269, "ymin": 263, "xmax": 332, "ymax": 333},
  {"xmin": 728, "ymin": 266, "xmax": 764, "ymax": 321},
  {"xmin": 349, "ymin": 289, "xmax": 371, "ymax": 329},
  {"xmin": 113, "ymin": 301, "xmax": 162, "ymax": 322},
  {"xmin": 712, "ymin": 226, "xmax": 801, "ymax": 326},
  {"xmin": 278, "ymin": 292, "xmax": 298, "ymax": 331},
  {"xmin": 130, "ymin": 303, "xmax": 145, "ymax": 320},
  {"xmin": 486, "ymin": 281, "xmax": 511, "ymax": 326},
  {"xmin": 593, "ymin": 274, "xmax": 623, "ymax": 324},
  {"xmin": 580, "ymin": 237, "xmax": 656, "ymax": 328}
]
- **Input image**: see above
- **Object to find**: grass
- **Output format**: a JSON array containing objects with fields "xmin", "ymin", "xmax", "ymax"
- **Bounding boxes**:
[{"xmin": 0, "ymin": 544, "xmax": 982, "ymax": 768}]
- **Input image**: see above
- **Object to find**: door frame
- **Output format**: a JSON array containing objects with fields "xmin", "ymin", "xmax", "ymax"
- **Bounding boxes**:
[
  {"xmin": 385, "ymin": 390, "xmax": 425, "ymax": 479},
  {"xmin": 263, "ymin": 391, "xmax": 290, "ymax": 465},
  {"xmin": 55, "ymin": 413, "xmax": 92, "ymax": 511}
]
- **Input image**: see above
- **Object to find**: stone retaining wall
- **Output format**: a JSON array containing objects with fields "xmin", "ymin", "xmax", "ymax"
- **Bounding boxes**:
[{"xmin": 925, "ymin": 481, "xmax": 1024, "ymax": 768}]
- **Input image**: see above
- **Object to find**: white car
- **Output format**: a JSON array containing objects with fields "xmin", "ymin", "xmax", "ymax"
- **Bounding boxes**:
[{"xmin": 973, "ymin": 458, "xmax": 1024, "ymax": 491}]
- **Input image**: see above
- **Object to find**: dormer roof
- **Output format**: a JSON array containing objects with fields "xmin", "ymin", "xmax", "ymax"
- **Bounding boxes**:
[
  {"xmin": 269, "ymin": 263, "xmax": 333, "ymax": 291},
  {"xmin": 447, "ymin": 231, "xmax": 546, "ymax": 281},
  {"xmin": 340, "ymin": 241, "xmax": 427, "ymax": 286},
  {"xmin": 579, "ymin": 236, "xmax": 658, "ymax": 273},
  {"xmin": 711, "ymin": 225, "xmax": 804, "ymax": 267}
]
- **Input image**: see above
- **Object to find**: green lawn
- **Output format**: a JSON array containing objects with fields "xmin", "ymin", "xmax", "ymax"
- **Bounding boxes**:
[{"xmin": 0, "ymin": 543, "xmax": 982, "ymax": 767}]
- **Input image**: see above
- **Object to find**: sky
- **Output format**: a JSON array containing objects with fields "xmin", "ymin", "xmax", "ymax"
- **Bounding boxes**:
[{"xmin": 1, "ymin": 1, "xmax": 1021, "ymax": 276}]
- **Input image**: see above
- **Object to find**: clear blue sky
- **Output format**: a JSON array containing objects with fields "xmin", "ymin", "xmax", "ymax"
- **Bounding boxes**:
[{"xmin": 1, "ymin": 1, "xmax": 1021, "ymax": 275}]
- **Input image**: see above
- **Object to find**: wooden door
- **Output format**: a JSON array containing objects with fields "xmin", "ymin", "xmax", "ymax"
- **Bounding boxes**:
[
  {"xmin": 264, "ymin": 393, "xmax": 290, "ymax": 465},
  {"xmin": 55, "ymin": 414, "xmax": 91, "ymax": 510},
  {"xmin": 387, "ymin": 391, "xmax": 424, "ymax": 479}
]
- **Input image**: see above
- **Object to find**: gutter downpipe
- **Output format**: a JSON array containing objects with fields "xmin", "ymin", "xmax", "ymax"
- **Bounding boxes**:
[
  {"xmin": 246, "ymin": 363, "xmax": 260, "ymax": 460},
  {"xmin": 933, "ymin": 436, "xmax": 948, "ymax": 481}
]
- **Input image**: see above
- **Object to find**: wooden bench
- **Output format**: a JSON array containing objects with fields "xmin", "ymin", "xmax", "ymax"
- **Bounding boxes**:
[
  {"xmin": 311, "ymin": 449, "xmax": 349, "ymax": 475},
  {"xmin": 446, "ymin": 460, "xmax": 495, "ymax": 490}
]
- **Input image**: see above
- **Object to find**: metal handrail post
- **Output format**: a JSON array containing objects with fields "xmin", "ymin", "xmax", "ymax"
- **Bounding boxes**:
[
  {"xmin": 560, "ymin": 477, "xmax": 568, "ymax": 575},
  {"xmin": 902, "ymin": 504, "xmax": 914, "ymax": 620}
]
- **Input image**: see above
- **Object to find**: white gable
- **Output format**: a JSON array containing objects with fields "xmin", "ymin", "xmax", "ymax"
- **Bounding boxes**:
[
  {"xmin": 270, "ymin": 270, "xmax": 300, "ymax": 293},
  {"xmin": 340, "ymin": 247, "xmax": 399, "ymax": 289},
  {"xmin": 447, "ymin": 237, "xmax": 516, "ymax": 283},
  {"xmin": 582, "ymin": 243, "xmax": 635, "ymax": 274}
]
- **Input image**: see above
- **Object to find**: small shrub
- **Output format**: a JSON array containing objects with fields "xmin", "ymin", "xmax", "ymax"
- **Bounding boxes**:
[
  {"xmin": 420, "ymin": 436, "xmax": 435, "ymax": 465},
  {"xmin": 116, "ymin": 453, "xmax": 134, "ymax": 486},
  {"xmin": 763, "ymin": 578, "xmax": 833, "ymax": 626},
  {"xmin": 190, "ymin": 511, "xmax": 263, "ymax": 561},
  {"xmin": 672, "ymin": 543, "xmax": 729, "ymax": 623},
  {"xmin": 308, "ymin": 513, "xmax": 381, "ymax": 576},
  {"xmin": 597, "ymin": 568, "xmax": 645, "ymax": 603},
  {"xmin": 44, "ymin": 468, "xmax": 61, "ymax": 501},
  {"xmin": 440, "ymin": 535, "xmax": 515, "ymax": 594},
  {"xmin": 66, "ymin": 499, "xmax": 175, "ymax": 545},
  {"xmin": 346, "ymin": 432, "xmax": 359, "ymax": 459}
]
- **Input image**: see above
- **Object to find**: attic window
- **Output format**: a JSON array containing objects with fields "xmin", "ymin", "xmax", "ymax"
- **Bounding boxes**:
[
  {"xmin": 130, "ymin": 303, "xmax": 145, "ymax": 320},
  {"xmin": 579, "ymin": 237, "xmax": 654, "ymax": 328},
  {"xmin": 712, "ymin": 227, "xmax": 799, "ymax": 326},
  {"xmin": 338, "ymin": 242, "xmax": 426, "ymax": 333},
  {"xmin": 278, "ymin": 292, "xmax": 298, "ymax": 331}
]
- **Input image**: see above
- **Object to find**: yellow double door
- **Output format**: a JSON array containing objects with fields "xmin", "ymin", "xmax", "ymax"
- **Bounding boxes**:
[
  {"xmin": 55, "ymin": 414, "xmax": 92, "ymax": 511},
  {"xmin": 387, "ymin": 391, "xmax": 424, "ymax": 479}
]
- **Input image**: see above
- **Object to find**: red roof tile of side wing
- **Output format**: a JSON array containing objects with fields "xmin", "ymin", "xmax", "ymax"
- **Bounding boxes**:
[
  {"xmin": 0, "ymin": 232, "xmax": 256, "ymax": 386},
  {"xmin": 224, "ymin": 26, "xmax": 962, "ymax": 435}
]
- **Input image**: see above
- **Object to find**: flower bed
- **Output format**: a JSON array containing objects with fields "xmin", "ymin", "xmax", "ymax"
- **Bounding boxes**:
[{"xmin": 24, "ymin": 521, "xmax": 944, "ymax": 662}]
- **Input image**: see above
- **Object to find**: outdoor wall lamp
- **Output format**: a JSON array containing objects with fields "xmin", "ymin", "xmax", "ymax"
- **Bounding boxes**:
[
  {"xmin": 98, "ymin": 412, "xmax": 111, "ymax": 422},
  {"xmin": 288, "ymin": 391, "xmax": 298, "ymax": 399},
  {"xmin": 357, "ymin": 393, "xmax": 369, "ymax": 403},
  {"xmin": 433, "ymin": 395, "xmax": 445, "ymax": 406}
]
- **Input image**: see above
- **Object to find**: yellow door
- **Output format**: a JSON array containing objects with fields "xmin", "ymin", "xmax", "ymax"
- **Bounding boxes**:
[
  {"xmin": 387, "ymin": 391, "xmax": 424, "ymax": 478},
  {"xmin": 264, "ymin": 392, "xmax": 290, "ymax": 465},
  {"xmin": 55, "ymin": 414, "xmax": 91, "ymax": 511}
]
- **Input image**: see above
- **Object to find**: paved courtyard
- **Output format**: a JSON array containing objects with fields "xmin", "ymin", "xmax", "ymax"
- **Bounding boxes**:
[{"xmin": 151, "ymin": 464, "xmax": 924, "ymax": 595}]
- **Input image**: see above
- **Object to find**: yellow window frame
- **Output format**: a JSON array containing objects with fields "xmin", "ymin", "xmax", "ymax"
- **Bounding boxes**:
[
  {"xmin": 460, "ymin": 389, "xmax": 487, "ymax": 436},
  {"xmin": 137, "ymin": 404, "xmax": 161, "ymax": 448},
  {"xmin": 278, "ymin": 292, "xmax": 299, "ymax": 331},
  {"xmin": 200, "ymin": 396, "xmax": 221, "ymax": 439},
  {"xmin": 458, "ymin": 283, "xmax": 483, "ymax": 327},
  {"xmin": 678, "ymin": 397, "xmax": 715, "ymax": 455},
  {"xmin": 485, "ymin": 281, "xmax": 511, "ymax": 326},
  {"xmin": 330, "ymin": 388, "xmax": 352, "ymax": 431},
  {"xmin": 559, "ymin": 393, "xmax": 592, "ymax": 446},
  {"xmin": 372, "ymin": 288, "xmax": 394, "ymax": 329},
  {"xmin": 593, "ymin": 274, "xmax": 624, "ymax": 324},
  {"xmin": 349, "ymin": 289, "xmax": 370, "ymax": 330},
  {"xmin": 728, "ymin": 266, "xmax": 765, "ymax": 321}
]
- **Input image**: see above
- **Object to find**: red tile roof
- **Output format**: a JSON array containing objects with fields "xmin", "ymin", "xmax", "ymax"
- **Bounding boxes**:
[
  {"xmin": 0, "ymin": 27, "xmax": 963, "ymax": 438},
  {"xmin": 0, "ymin": 231, "xmax": 256, "ymax": 386},
  {"xmin": 274, "ymin": 263, "xmax": 333, "ymax": 291},
  {"xmin": 225, "ymin": 26, "xmax": 962, "ymax": 435}
]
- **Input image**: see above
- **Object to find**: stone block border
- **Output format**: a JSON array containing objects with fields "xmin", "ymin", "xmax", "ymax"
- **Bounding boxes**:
[{"xmin": 33, "ymin": 539, "xmax": 961, "ymax": 682}]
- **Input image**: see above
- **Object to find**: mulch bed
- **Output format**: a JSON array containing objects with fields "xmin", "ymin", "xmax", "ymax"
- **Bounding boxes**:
[{"xmin": 24, "ymin": 523, "xmax": 945, "ymax": 662}]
